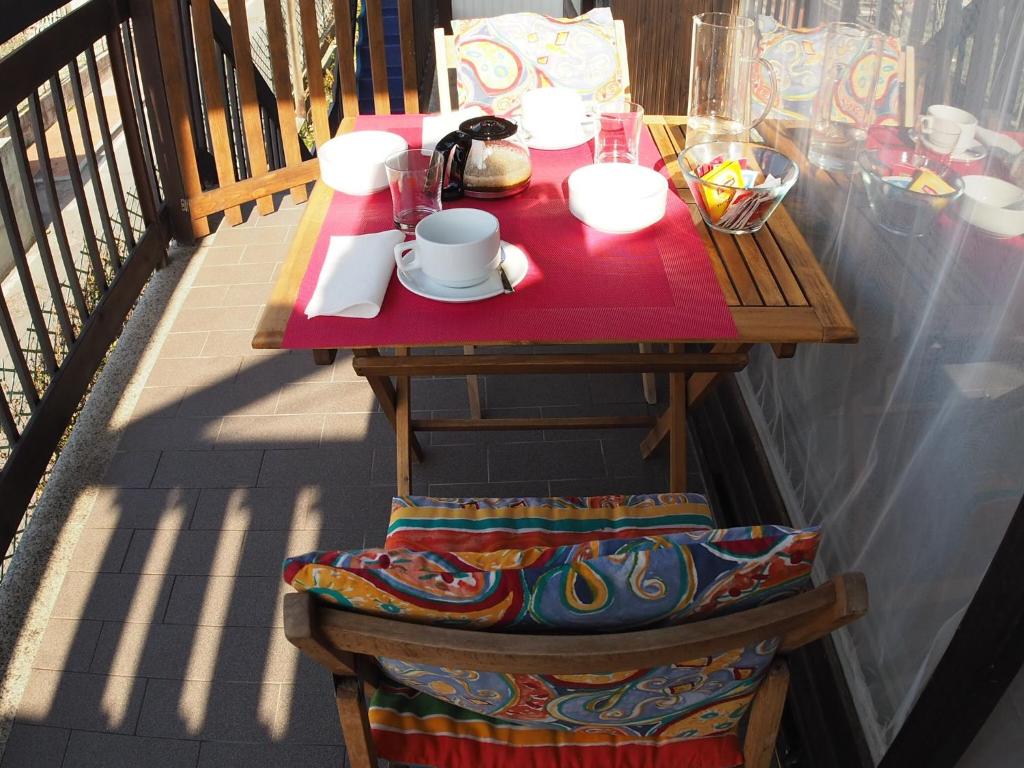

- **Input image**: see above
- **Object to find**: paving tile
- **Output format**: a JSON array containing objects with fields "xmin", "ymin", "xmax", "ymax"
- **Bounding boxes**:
[
  {"xmin": 236, "ymin": 352, "xmax": 333, "ymax": 390},
  {"xmin": 238, "ymin": 242, "xmax": 291, "ymax": 264},
  {"xmin": 371, "ymin": 443, "xmax": 488, "ymax": 486},
  {"xmin": 199, "ymin": 245, "xmax": 244, "ymax": 266},
  {"xmin": 191, "ymin": 261, "xmax": 278, "ymax": 288},
  {"xmin": 68, "ymin": 528, "xmax": 133, "ymax": 573},
  {"xmin": 257, "ymin": 447, "xmax": 372, "ymax": 488},
  {"xmin": 118, "ymin": 418, "xmax": 221, "ymax": 452},
  {"xmin": 133, "ymin": 386, "xmax": 187, "ymax": 419},
  {"xmin": 409, "ymin": 377, "xmax": 474, "ymax": 411},
  {"xmin": 200, "ymin": 330, "xmax": 275, "ymax": 358},
  {"xmin": 248, "ymin": 205, "xmax": 307, "ymax": 229},
  {"xmin": 61, "ymin": 731, "xmax": 200, "ymax": 768},
  {"xmin": 151, "ymin": 450, "xmax": 263, "ymax": 489},
  {"xmin": 427, "ymin": 480, "xmax": 552, "ymax": 499},
  {"xmin": 428, "ymin": 407, "xmax": 543, "ymax": 446},
  {"xmin": 16, "ymin": 669, "xmax": 146, "ymax": 734},
  {"xmin": 221, "ymin": 282, "xmax": 275, "ymax": 308},
  {"xmin": 101, "ymin": 451, "xmax": 161, "ymax": 488},
  {"xmin": 601, "ymin": 433, "xmax": 671, "ymax": 481},
  {"xmin": 488, "ymin": 440, "xmax": 606, "ymax": 482},
  {"xmin": 170, "ymin": 305, "xmax": 262, "ymax": 333},
  {"xmin": 0, "ymin": 724, "xmax": 69, "ymax": 768},
  {"xmin": 189, "ymin": 487, "xmax": 314, "ymax": 531},
  {"xmin": 121, "ymin": 529, "xmax": 247, "ymax": 576},
  {"xmin": 236, "ymin": 529, "xmax": 323, "ymax": 577},
  {"xmin": 164, "ymin": 576, "xmax": 287, "ymax": 628},
  {"xmin": 145, "ymin": 356, "xmax": 242, "ymax": 388},
  {"xmin": 86, "ymin": 488, "xmax": 200, "ymax": 530},
  {"xmin": 175, "ymin": 384, "xmax": 279, "ymax": 419},
  {"xmin": 216, "ymin": 414, "xmax": 324, "ymax": 451},
  {"xmin": 274, "ymin": 382, "xmax": 376, "ymax": 415},
  {"xmin": 180, "ymin": 285, "xmax": 229, "ymax": 309},
  {"xmin": 274, "ymin": 678, "xmax": 344, "ymax": 744},
  {"xmin": 137, "ymin": 679, "xmax": 278, "ymax": 742},
  {"xmin": 160, "ymin": 332, "xmax": 209, "ymax": 359},
  {"xmin": 588, "ymin": 372, "xmax": 652, "ymax": 405},
  {"xmin": 213, "ymin": 224, "xmax": 291, "ymax": 247},
  {"xmin": 483, "ymin": 373, "xmax": 590, "ymax": 408},
  {"xmin": 90, "ymin": 622, "xmax": 298, "ymax": 683},
  {"xmin": 31, "ymin": 619, "xmax": 103, "ymax": 673},
  {"xmin": 197, "ymin": 741, "xmax": 345, "ymax": 768},
  {"xmin": 52, "ymin": 573, "xmax": 173, "ymax": 623},
  {"xmin": 320, "ymin": 411, "xmax": 403, "ymax": 448}
]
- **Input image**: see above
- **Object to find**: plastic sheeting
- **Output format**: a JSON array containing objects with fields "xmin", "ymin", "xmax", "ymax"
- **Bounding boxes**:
[{"xmin": 736, "ymin": 0, "xmax": 1024, "ymax": 761}]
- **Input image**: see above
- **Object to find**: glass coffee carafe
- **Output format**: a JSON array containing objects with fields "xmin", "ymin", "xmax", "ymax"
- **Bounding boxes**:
[
  {"xmin": 433, "ymin": 116, "xmax": 532, "ymax": 200},
  {"xmin": 686, "ymin": 12, "xmax": 777, "ymax": 147}
]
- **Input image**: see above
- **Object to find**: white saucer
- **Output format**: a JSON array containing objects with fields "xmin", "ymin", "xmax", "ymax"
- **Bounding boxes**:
[
  {"xmin": 397, "ymin": 242, "xmax": 528, "ymax": 303},
  {"xmin": 950, "ymin": 141, "xmax": 988, "ymax": 163},
  {"xmin": 524, "ymin": 121, "xmax": 596, "ymax": 151}
]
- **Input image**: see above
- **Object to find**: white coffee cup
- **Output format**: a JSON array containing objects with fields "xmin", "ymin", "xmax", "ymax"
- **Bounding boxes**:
[
  {"xmin": 927, "ymin": 104, "xmax": 978, "ymax": 155},
  {"xmin": 395, "ymin": 209, "xmax": 501, "ymax": 288},
  {"xmin": 521, "ymin": 87, "xmax": 586, "ymax": 143}
]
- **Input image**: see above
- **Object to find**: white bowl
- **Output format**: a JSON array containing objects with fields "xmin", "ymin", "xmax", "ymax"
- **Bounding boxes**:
[
  {"xmin": 568, "ymin": 163, "xmax": 668, "ymax": 234},
  {"xmin": 318, "ymin": 131, "xmax": 408, "ymax": 195},
  {"xmin": 957, "ymin": 175, "xmax": 1024, "ymax": 238}
]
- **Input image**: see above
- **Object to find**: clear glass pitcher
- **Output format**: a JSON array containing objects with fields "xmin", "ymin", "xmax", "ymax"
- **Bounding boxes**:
[{"xmin": 686, "ymin": 12, "xmax": 778, "ymax": 147}]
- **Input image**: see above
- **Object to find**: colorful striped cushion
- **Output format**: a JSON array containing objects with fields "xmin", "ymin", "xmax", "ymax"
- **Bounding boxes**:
[
  {"xmin": 370, "ymin": 681, "xmax": 745, "ymax": 768},
  {"xmin": 385, "ymin": 493, "xmax": 716, "ymax": 551}
]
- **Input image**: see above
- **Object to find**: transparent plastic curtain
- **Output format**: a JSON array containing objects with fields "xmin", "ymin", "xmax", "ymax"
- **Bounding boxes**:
[{"xmin": 732, "ymin": 0, "xmax": 1024, "ymax": 761}]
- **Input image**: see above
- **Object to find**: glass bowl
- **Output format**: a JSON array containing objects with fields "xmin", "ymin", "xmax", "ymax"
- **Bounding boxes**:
[
  {"xmin": 858, "ymin": 149, "xmax": 964, "ymax": 236},
  {"xmin": 680, "ymin": 142, "xmax": 799, "ymax": 234}
]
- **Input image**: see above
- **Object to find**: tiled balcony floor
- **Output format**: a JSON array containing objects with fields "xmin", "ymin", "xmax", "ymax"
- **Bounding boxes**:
[{"xmin": 2, "ymin": 197, "xmax": 697, "ymax": 767}]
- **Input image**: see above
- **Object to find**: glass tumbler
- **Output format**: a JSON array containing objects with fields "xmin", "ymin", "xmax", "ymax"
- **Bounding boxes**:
[
  {"xmin": 808, "ymin": 22, "xmax": 883, "ymax": 171},
  {"xmin": 594, "ymin": 101, "xmax": 645, "ymax": 164},
  {"xmin": 384, "ymin": 149, "xmax": 443, "ymax": 232}
]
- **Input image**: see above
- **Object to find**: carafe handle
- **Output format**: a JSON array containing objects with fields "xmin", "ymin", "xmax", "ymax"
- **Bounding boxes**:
[
  {"xmin": 750, "ymin": 56, "xmax": 779, "ymax": 130},
  {"xmin": 433, "ymin": 130, "xmax": 474, "ymax": 201}
]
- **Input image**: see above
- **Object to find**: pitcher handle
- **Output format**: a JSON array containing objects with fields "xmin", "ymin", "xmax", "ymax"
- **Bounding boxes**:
[{"xmin": 750, "ymin": 56, "xmax": 779, "ymax": 130}]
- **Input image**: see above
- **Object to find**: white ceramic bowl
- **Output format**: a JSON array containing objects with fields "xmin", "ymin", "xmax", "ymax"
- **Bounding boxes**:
[
  {"xmin": 318, "ymin": 131, "xmax": 408, "ymax": 195},
  {"xmin": 568, "ymin": 163, "xmax": 668, "ymax": 234},
  {"xmin": 958, "ymin": 175, "xmax": 1024, "ymax": 238}
]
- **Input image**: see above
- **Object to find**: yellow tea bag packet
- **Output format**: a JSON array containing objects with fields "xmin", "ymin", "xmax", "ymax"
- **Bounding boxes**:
[
  {"xmin": 908, "ymin": 168, "xmax": 956, "ymax": 196},
  {"xmin": 699, "ymin": 160, "xmax": 745, "ymax": 222}
]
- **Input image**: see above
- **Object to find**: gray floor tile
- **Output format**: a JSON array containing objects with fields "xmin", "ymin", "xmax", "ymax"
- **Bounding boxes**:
[
  {"xmin": 191, "ymin": 262, "xmax": 277, "ymax": 288},
  {"xmin": 160, "ymin": 332, "xmax": 208, "ymax": 359},
  {"xmin": 197, "ymin": 741, "xmax": 345, "ymax": 768},
  {"xmin": 190, "ymin": 487, "xmax": 315, "ymax": 531},
  {"xmin": 101, "ymin": 451, "xmax": 161, "ymax": 488},
  {"xmin": 68, "ymin": 528, "xmax": 134, "ymax": 573},
  {"xmin": 588, "ymin": 372, "xmax": 652, "ymax": 405},
  {"xmin": 409, "ymin": 378, "xmax": 474, "ymax": 411},
  {"xmin": 180, "ymin": 285, "xmax": 229, "ymax": 310},
  {"xmin": 51, "ymin": 573, "xmax": 173, "ymax": 623},
  {"xmin": 274, "ymin": 382, "xmax": 376, "ymax": 415},
  {"xmin": 31, "ymin": 619, "xmax": 103, "ymax": 673},
  {"xmin": 86, "ymin": 488, "xmax": 200, "ymax": 530},
  {"xmin": 151, "ymin": 450, "xmax": 263, "ymax": 489},
  {"xmin": 137, "ymin": 679, "xmax": 278, "ymax": 742},
  {"xmin": 371, "ymin": 443, "xmax": 488, "ymax": 486},
  {"xmin": 201, "ymin": 330, "xmax": 276, "ymax": 358},
  {"xmin": 426, "ymin": 480, "xmax": 552, "ymax": 499},
  {"xmin": 0, "ymin": 724, "xmax": 69, "ymax": 768},
  {"xmin": 145, "ymin": 356, "xmax": 242, "ymax": 388},
  {"xmin": 132, "ymin": 386, "xmax": 187, "ymax": 419},
  {"xmin": 274, "ymin": 678, "xmax": 344, "ymax": 745},
  {"xmin": 164, "ymin": 576, "xmax": 287, "ymax": 628},
  {"xmin": 121, "ymin": 529, "xmax": 247, "ymax": 576},
  {"xmin": 216, "ymin": 414, "xmax": 324, "ymax": 450},
  {"xmin": 258, "ymin": 447, "xmax": 372, "ymax": 488},
  {"xmin": 118, "ymin": 418, "xmax": 221, "ymax": 452},
  {"xmin": 483, "ymin": 373, "xmax": 590, "ymax": 408},
  {"xmin": 176, "ymin": 384, "xmax": 279, "ymax": 419},
  {"xmin": 61, "ymin": 731, "xmax": 200, "ymax": 768},
  {"xmin": 16, "ymin": 670, "xmax": 146, "ymax": 734},
  {"xmin": 488, "ymin": 440, "xmax": 606, "ymax": 482}
]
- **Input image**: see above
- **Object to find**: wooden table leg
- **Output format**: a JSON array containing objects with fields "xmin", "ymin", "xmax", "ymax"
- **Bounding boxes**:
[
  {"xmin": 463, "ymin": 345, "xmax": 482, "ymax": 419},
  {"xmin": 395, "ymin": 347, "xmax": 412, "ymax": 495},
  {"xmin": 312, "ymin": 348, "xmax": 337, "ymax": 365},
  {"xmin": 639, "ymin": 342, "xmax": 657, "ymax": 405},
  {"xmin": 668, "ymin": 346, "xmax": 687, "ymax": 492},
  {"xmin": 352, "ymin": 348, "xmax": 424, "ymax": 463}
]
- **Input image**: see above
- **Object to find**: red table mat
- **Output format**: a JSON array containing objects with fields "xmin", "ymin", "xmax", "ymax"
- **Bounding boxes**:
[{"xmin": 281, "ymin": 115, "xmax": 737, "ymax": 348}]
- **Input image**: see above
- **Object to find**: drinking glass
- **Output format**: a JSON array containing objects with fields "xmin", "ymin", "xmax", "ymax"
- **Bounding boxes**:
[
  {"xmin": 808, "ymin": 22, "xmax": 883, "ymax": 171},
  {"xmin": 384, "ymin": 149, "xmax": 443, "ymax": 232},
  {"xmin": 686, "ymin": 12, "xmax": 777, "ymax": 147},
  {"xmin": 594, "ymin": 101, "xmax": 645, "ymax": 164}
]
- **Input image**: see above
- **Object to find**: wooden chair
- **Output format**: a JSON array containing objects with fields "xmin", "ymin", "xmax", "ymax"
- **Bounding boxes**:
[
  {"xmin": 285, "ymin": 571, "xmax": 868, "ymax": 768},
  {"xmin": 433, "ymin": 13, "xmax": 660, "ymax": 409}
]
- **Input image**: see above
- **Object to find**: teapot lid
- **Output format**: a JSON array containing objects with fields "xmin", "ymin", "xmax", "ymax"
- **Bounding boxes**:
[{"xmin": 459, "ymin": 115, "xmax": 518, "ymax": 141}]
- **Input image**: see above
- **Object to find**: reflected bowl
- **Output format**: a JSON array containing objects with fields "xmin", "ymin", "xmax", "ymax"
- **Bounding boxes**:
[
  {"xmin": 858, "ymin": 149, "xmax": 963, "ymax": 236},
  {"xmin": 957, "ymin": 175, "xmax": 1024, "ymax": 238}
]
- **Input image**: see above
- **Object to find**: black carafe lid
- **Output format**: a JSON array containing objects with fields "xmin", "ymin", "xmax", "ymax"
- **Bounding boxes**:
[{"xmin": 458, "ymin": 115, "xmax": 518, "ymax": 141}]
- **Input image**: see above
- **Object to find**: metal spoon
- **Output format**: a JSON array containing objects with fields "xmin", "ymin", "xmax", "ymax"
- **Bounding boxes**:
[{"xmin": 498, "ymin": 247, "xmax": 515, "ymax": 294}]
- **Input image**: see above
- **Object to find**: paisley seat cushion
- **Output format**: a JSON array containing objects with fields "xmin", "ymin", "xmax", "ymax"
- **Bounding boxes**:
[
  {"xmin": 384, "ymin": 493, "xmax": 717, "ymax": 551},
  {"xmin": 451, "ymin": 8, "xmax": 626, "ymax": 117}
]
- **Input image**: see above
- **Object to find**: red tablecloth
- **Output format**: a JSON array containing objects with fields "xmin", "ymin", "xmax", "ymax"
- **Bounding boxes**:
[{"xmin": 281, "ymin": 115, "xmax": 737, "ymax": 349}]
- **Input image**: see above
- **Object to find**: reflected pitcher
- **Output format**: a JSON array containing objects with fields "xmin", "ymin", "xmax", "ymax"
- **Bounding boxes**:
[{"xmin": 686, "ymin": 13, "xmax": 777, "ymax": 147}]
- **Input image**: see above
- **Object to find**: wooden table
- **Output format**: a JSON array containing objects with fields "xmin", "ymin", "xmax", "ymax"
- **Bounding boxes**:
[{"xmin": 253, "ymin": 116, "xmax": 857, "ymax": 495}]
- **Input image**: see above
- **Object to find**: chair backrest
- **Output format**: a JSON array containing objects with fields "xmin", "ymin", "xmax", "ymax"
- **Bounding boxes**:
[
  {"xmin": 285, "ymin": 572, "xmax": 868, "ymax": 768},
  {"xmin": 433, "ymin": 13, "xmax": 631, "ymax": 114}
]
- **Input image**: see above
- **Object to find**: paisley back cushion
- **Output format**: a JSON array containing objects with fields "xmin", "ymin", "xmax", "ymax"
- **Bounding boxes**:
[
  {"xmin": 451, "ymin": 8, "xmax": 625, "ymax": 117},
  {"xmin": 284, "ymin": 525, "xmax": 819, "ymax": 736},
  {"xmin": 753, "ymin": 15, "xmax": 904, "ymax": 126}
]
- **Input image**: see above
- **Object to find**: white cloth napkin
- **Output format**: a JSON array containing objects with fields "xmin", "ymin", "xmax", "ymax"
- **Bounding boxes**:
[
  {"xmin": 305, "ymin": 230, "xmax": 407, "ymax": 319},
  {"xmin": 421, "ymin": 107, "xmax": 486, "ymax": 151}
]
